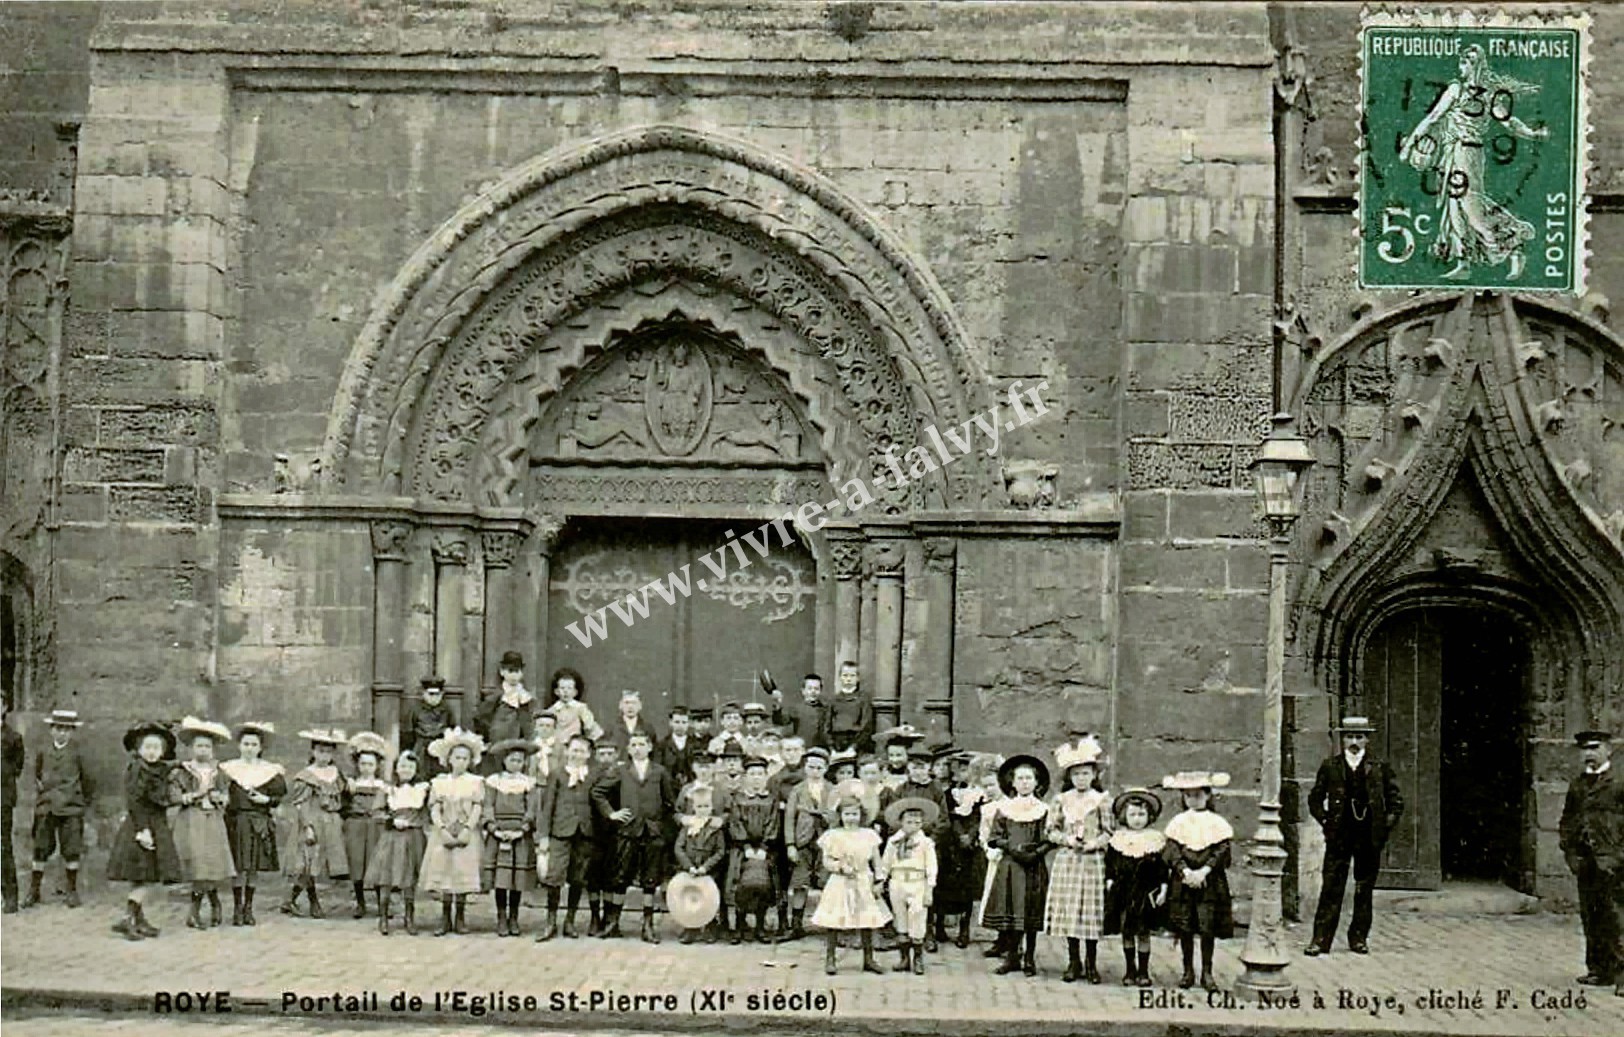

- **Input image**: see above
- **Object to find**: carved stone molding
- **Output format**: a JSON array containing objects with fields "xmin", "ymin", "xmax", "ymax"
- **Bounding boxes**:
[
  {"xmin": 829, "ymin": 539, "xmax": 864, "ymax": 579},
  {"xmin": 523, "ymin": 509, "xmax": 566, "ymax": 554},
  {"xmin": 430, "ymin": 533, "xmax": 469, "ymax": 567},
  {"xmin": 481, "ymin": 531, "xmax": 522, "ymax": 569},
  {"xmin": 369, "ymin": 521, "xmax": 412, "ymax": 561},
  {"xmin": 922, "ymin": 537, "xmax": 957, "ymax": 574},
  {"xmin": 866, "ymin": 540, "xmax": 907, "ymax": 579}
]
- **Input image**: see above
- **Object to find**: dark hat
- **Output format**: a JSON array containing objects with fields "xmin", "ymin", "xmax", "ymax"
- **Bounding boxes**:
[
  {"xmin": 1575, "ymin": 730, "xmax": 1613, "ymax": 747},
  {"xmin": 719, "ymin": 701, "xmax": 744, "ymax": 716},
  {"xmin": 878, "ymin": 724, "xmax": 925, "ymax": 746},
  {"xmin": 720, "ymin": 741, "xmax": 745, "ymax": 758},
  {"xmin": 741, "ymin": 702, "xmax": 770, "ymax": 719},
  {"xmin": 906, "ymin": 745, "xmax": 935, "ymax": 762},
  {"xmin": 1335, "ymin": 715, "xmax": 1377, "ymax": 735},
  {"xmin": 499, "ymin": 651, "xmax": 525, "ymax": 671},
  {"xmin": 803, "ymin": 746, "xmax": 831, "ymax": 763},
  {"xmin": 123, "ymin": 720, "xmax": 176, "ymax": 758},
  {"xmin": 997, "ymin": 754, "xmax": 1051, "ymax": 798},
  {"xmin": 234, "ymin": 721, "xmax": 276, "ymax": 742},
  {"xmin": 420, "ymin": 674, "xmax": 448, "ymax": 690},
  {"xmin": 490, "ymin": 738, "xmax": 539, "ymax": 759},
  {"xmin": 669, "ymin": 704, "xmax": 691, "ymax": 717},
  {"xmin": 742, "ymin": 755, "xmax": 770, "ymax": 772},
  {"xmin": 690, "ymin": 706, "xmax": 714, "ymax": 721},
  {"xmin": 928, "ymin": 741, "xmax": 960, "ymax": 760},
  {"xmin": 1112, "ymin": 787, "xmax": 1163, "ymax": 824},
  {"xmin": 758, "ymin": 669, "xmax": 777, "ymax": 694}
]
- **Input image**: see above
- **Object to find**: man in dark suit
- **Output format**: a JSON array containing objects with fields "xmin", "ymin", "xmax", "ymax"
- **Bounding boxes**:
[
  {"xmin": 770, "ymin": 673, "xmax": 829, "ymax": 748},
  {"xmin": 603, "ymin": 689, "xmax": 663, "ymax": 752},
  {"xmin": 1305, "ymin": 715, "xmax": 1404, "ymax": 955},
  {"xmin": 1559, "ymin": 730, "xmax": 1624, "ymax": 993},
  {"xmin": 655, "ymin": 705, "xmax": 699, "ymax": 786},
  {"xmin": 534, "ymin": 734, "xmax": 598, "ymax": 941},
  {"xmin": 593, "ymin": 730, "xmax": 676, "ymax": 943}
]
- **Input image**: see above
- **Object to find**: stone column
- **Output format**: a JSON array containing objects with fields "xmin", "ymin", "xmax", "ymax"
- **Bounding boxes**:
[
  {"xmin": 869, "ymin": 539, "xmax": 907, "ymax": 729},
  {"xmin": 911, "ymin": 537, "xmax": 957, "ymax": 738},
  {"xmin": 369, "ymin": 521, "xmax": 412, "ymax": 750},
  {"xmin": 829, "ymin": 534, "xmax": 864, "ymax": 671},
  {"xmin": 519, "ymin": 513, "xmax": 565, "ymax": 687},
  {"xmin": 481, "ymin": 530, "xmax": 523, "ymax": 697},
  {"xmin": 431, "ymin": 532, "xmax": 470, "ymax": 718}
]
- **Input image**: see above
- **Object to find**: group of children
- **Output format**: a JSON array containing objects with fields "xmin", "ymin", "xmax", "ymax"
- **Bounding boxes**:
[{"xmin": 19, "ymin": 657, "xmax": 1237, "ymax": 988}]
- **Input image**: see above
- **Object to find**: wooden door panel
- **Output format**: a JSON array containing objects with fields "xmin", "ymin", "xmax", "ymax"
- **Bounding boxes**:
[{"xmin": 1363, "ymin": 609, "xmax": 1442, "ymax": 890}]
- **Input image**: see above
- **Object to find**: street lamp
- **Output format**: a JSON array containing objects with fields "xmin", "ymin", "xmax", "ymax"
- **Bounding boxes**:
[{"xmin": 1236, "ymin": 412, "xmax": 1315, "ymax": 999}]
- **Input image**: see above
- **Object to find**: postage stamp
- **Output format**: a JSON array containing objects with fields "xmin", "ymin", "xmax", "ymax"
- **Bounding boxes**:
[{"xmin": 1358, "ymin": 10, "xmax": 1590, "ymax": 293}]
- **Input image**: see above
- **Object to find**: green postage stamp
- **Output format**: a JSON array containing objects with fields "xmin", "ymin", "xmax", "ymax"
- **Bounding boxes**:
[{"xmin": 1359, "ymin": 10, "xmax": 1590, "ymax": 293}]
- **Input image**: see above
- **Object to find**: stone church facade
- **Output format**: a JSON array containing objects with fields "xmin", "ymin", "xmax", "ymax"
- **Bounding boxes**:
[{"xmin": 2, "ymin": 2, "xmax": 1621, "ymax": 913}]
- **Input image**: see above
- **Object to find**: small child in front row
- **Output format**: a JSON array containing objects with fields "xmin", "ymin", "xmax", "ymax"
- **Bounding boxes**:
[
  {"xmin": 1161, "ymin": 771, "xmax": 1234, "ymax": 992},
  {"xmin": 483, "ymin": 739, "xmax": 540, "ymax": 937},
  {"xmin": 107, "ymin": 721, "xmax": 182, "ymax": 940},
  {"xmin": 281, "ymin": 729, "xmax": 351, "ymax": 918},
  {"xmin": 1104, "ymin": 787, "xmax": 1169, "ymax": 986},
  {"xmin": 983, "ymin": 755, "xmax": 1051, "ymax": 977},
  {"xmin": 880, "ymin": 797, "xmax": 940, "ymax": 975},
  {"xmin": 366, "ymin": 749, "xmax": 429, "ymax": 935},
  {"xmin": 419, "ymin": 728, "xmax": 486, "ymax": 936},
  {"xmin": 1043, "ymin": 737, "xmax": 1112, "ymax": 983},
  {"xmin": 169, "ymin": 717, "xmax": 237, "ymax": 929},
  {"xmin": 813, "ymin": 796, "xmax": 891, "ymax": 975},
  {"xmin": 535, "ymin": 735, "xmax": 597, "ymax": 941},
  {"xmin": 672, "ymin": 784, "xmax": 726, "ymax": 944},
  {"xmin": 344, "ymin": 732, "xmax": 391, "ymax": 919}
]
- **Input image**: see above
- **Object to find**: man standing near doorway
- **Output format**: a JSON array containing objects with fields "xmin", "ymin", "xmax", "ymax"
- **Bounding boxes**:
[
  {"xmin": 1305, "ymin": 715, "xmax": 1403, "ymax": 956},
  {"xmin": 1560, "ymin": 730, "xmax": 1624, "ymax": 995}
]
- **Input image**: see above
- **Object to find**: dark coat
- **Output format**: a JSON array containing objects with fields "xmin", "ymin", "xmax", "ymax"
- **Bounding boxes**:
[
  {"xmin": 1561, "ymin": 766, "xmax": 1624, "ymax": 873},
  {"xmin": 1308, "ymin": 754, "xmax": 1404, "ymax": 852},
  {"xmin": 538, "ymin": 767, "xmax": 599, "ymax": 840},
  {"xmin": 34, "ymin": 741, "xmax": 93, "ymax": 815},
  {"xmin": 655, "ymin": 733, "xmax": 699, "ymax": 785},
  {"xmin": 604, "ymin": 714, "xmax": 663, "ymax": 752},
  {"xmin": 474, "ymin": 693, "xmax": 538, "ymax": 746},
  {"xmin": 824, "ymin": 689, "xmax": 875, "ymax": 751},
  {"xmin": 592, "ymin": 759, "xmax": 675, "ymax": 840},
  {"xmin": 773, "ymin": 695, "xmax": 829, "ymax": 747}
]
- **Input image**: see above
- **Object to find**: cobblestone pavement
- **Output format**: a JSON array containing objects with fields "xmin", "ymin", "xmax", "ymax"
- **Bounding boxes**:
[{"xmin": 1, "ymin": 883, "xmax": 1617, "ymax": 1037}]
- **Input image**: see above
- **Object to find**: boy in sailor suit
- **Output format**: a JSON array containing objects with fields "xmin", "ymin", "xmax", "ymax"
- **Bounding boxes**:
[{"xmin": 880, "ymin": 798, "xmax": 940, "ymax": 975}]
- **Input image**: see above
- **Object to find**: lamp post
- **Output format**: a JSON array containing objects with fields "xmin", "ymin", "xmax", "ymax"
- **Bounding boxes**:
[{"xmin": 1236, "ymin": 412, "xmax": 1315, "ymax": 999}]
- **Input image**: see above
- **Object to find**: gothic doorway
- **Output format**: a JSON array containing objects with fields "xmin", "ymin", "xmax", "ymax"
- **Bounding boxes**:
[
  {"xmin": 1360, "ymin": 606, "xmax": 1532, "ymax": 892},
  {"xmin": 544, "ymin": 517, "xmax": 817, "ymax": 724}
]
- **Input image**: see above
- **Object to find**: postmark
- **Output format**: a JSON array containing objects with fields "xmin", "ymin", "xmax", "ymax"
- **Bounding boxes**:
[{"xmin": 1359, "ymin": 10, "xmax": 1590, "ymax": 293}]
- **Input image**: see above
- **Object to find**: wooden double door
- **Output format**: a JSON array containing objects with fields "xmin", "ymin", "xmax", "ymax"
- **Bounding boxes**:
[
  {"xmin": 1358, "ymin": 606, "xmax": 1531, "ymax": 890},
  {"xmin": 544, "ymin": 518, "xmax": 817, "ymax": 726}
]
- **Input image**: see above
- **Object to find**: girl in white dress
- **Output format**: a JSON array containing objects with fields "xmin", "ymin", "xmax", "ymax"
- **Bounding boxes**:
[
  {"xmin": 418, "ymin": 728, "xmax": 486, "ymax": 936},
  {"xmin": 812, "ymin": 796, "xmax": 891, "ymax": 976}
]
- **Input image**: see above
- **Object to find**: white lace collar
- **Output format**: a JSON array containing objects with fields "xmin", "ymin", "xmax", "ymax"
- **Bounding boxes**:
[
  {"xmin": 221, "ymin": 758, "xmax": 283, "ymax": 787},
  {"xmin": 998, "ymin": 795, "xmax": 1049, "ymax": 824},
  {"xmin": 500, "ymin": 685, "xmax": 534, "ymax": 709},
  {"xmin": 299, "ymin": 764, "xmax": 339, "ymax": 784},
  {"xmin": 1057, "ymin": 788, "xmax": 1111, "ymax": 819},
  {"xmin": 1109, "ymin": 828, "xmax": 1167, "ymax": 858},
  {"xmin": 486, "ymin": 772, "xmax": 535, "ymax": 795},
  {"xmin": 1164, "ymin": 809, "xmax": 1233, "ymax": 851},
  {"xmin": 348, "ymin": 776, "xmax": 388, "ymax": 791},
  {"xmin": 387, "ymin": 782, "xmax": 429, "ymax": 809}
]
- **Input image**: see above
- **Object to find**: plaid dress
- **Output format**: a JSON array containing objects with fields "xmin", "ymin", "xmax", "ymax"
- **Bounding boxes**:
[{"xmin": 1042, "ymin": 788, "xmax": 1111, "ymax": 939}]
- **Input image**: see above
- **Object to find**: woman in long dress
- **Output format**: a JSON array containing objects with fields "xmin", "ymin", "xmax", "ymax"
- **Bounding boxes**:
[
  {"xmin": 221, "ymin": 721, "xmax": 285, "ymax": 926},
  {"xmin": 169, "ymin": 717, "xmax": 237, "ymax": 929},
  {"xmin": 812, "ymin": 796, "xmax": 891, "ymax": 975}
]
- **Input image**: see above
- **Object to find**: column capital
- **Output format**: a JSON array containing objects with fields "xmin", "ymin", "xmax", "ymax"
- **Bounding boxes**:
[
  {"xmin": 921, "ymin": 537, "xmax": 957, "ymax": 573},
  {"xmin": 865, "ymin": 539, "xmax": 906, "ymax": 579},
  {"xmin": 524, "ymin": 509, "xmax": 566, "ymax": 554},
  {"xmin": 430, "ymin": 531, "xmax": 470, "ymax": 566},
  {"xmin": 481, "ymin": 530, "xmax": 523, "ymax": 569},
  {"xmin": 369, "ymin": 520, "xmax": 413, "ymax": 562},
  {"xmin": 829, "ymin": 539, "xmax": 865, "ymax": 579}
]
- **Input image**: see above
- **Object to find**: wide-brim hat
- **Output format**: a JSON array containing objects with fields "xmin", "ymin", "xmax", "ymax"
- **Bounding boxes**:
[
  {"xmin": 667, "ymin": 872, "xmax": 721, "ymax": 929},
  {"xmin": 742, "ymin": 755, "xmax": 770, "ymax": 772},
  {"xmin": 1162, "ymin": 771, "xmax": 1231, "ymax": 791},
  {"xmin": 1574, "ymin": 730, "xmax": 1614, "ymax": 747},
  {"xmin": 427, "ymin": 727, "xmax": 486, "ymax": 765},
  {"xmin": 883, "ymin": 795, "xmax": 942, "ymax": 830},
  {"xmin": 878, "ymin": 724, "xmax": 926, "ymax": 747},
  {"xmin": 997, "ymin": 754, "xmax": 1051, "ymax": 798},
  {"xmin": 176, "ymin": 716, "xmax": 233, "ymax": 744},
  {"xmin": 1335, "ymin": 715, "xmax": 1377, "ymax": 735},
  {"xmin": 803, "ymin": 746, "xmax": 831, "ymax": 764},
  {"xmin": 1112, "ymin": 787, "xmax": 1163, "ymax": 824},
  {"xmin": 298, "ymin": 727, "xmax": 347, "ymax": 746},
  {"xmin": 122, "ymin": 720, "xmax": 176, "ymax": 758},
  {"xmin": 906, "ymin": 744, "xmax": 935, "ymax": 762},
  {"xmin": 234, "ymin": 721, "xmax": 276, "ymax": 743},
  {"xmin": 44, "ymin": 709, "xmax": 83, "ymax": 728},
  {"xmin": 489, "ymin": 737, "xmax": 539, "ymax": 760},
  {"xmin": 348, "ymin": 731, "xmax": 390, "ymax": 760}
]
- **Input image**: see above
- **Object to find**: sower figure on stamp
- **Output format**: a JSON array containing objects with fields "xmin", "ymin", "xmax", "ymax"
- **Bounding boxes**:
[
  {"xmin": 1560, "ymin": 730, "xmax": 1624, "ymax": 995},
  {"xmin": 1305, "ymin": 715, "xmax": 1403, "ymax": 956}
]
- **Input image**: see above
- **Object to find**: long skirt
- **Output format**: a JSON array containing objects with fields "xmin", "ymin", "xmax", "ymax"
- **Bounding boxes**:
[
  {"xmin": 419, "ymin": 833, "xmax": 482, "ymax": 895},
  {"xmin": 107, "ymin": 818, "xmax": 182, "ymax": 884},
  {"xmin": 365, "ymin": 828, "xmax": 426, "ymax": 890},
  {"xmin": 171, "ymin": 806, "xmax": 237, "ymax": 883},
  {"xmin": 982, "ymin": 855, "xmax": 1049, "ymax": 932},
  {"xmin": 226, "ymin": 810, "xmax": 279, "ymax": 874},
  {"xmin": 811, "ymin": 872, "xmax": 891, "ymax": 930},
  {"xmin": 1043, "ymin": 848, "xmax": 1105, "ymax": 939},
  {"xmin": 483, "ymin": 835, "xmax": 537, "ymax": 892},
  {"xmin": 343, "ymin": 817, "xmax": 383, "ymax": 885},
  {"xmin": 282, "ymin": 811, "xmax": 349, "ymax": 879}
]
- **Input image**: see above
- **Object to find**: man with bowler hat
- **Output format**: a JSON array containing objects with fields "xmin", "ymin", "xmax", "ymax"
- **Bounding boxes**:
[
  {"xmin": 1305, "ymin": 715, "xmax": 1403, "ymax": 955},
  {"xmin": 1560, "ymin": 729, "xmax": 1624, "ymax": 995}
]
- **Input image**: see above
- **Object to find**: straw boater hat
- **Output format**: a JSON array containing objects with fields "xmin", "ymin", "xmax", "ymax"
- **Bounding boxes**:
[
  {"xmin": 883, "ymin": 795, "xmax": 942, "ymax": 831},
  {"xmin": 234, "ymin": 721, "xmax": 275, "ymax": 743},
  {"xmin": 489, "ymin": 738, "xmax": 539, "ymax": 761},
  {"xmin": 122, "ymin": 720, "xmax": 176, "ymax": 758},
  {"xmin": 1054, "ymin": 736, "xmax": 1104, "ymax": 780},
  {"xmin": 1335, "ymin": 715, "xmax": 1377, "ymax": 735},
  {"xmin": 1112, "ymin": 787, "xmax": 1164, "ymax": 823},
  {"xmin": 427, "ymin": 726, "xmax": 486, "ymax": 765},
  {"xmin": 1161, "ymin": 771, "xmax": 1231, "ymax": 791},
  {"xmin": 667, "ymin": 872, "xmax": 722, "ymax": 929},
  {"xmin": 740, "ymin": 702, "xmax": 769, "ymax": 720},
  {"xmin": 803, "ymin": 746, "xmax": 831, "ymax": 765},
  {"xmin": 298, "ymin": 727, "xmax": 347, "ymax": 746},
  {"xmin": 997, "ymin": 754, "xmax": 1051, "ymax": 798},
  {"xmin": 176, "ymin": 716, "xmax": 233, "ymax": 744},
  {"xmin": 44, "ymin": 709, "xmax": 83, "ymax": 728},
  {"xmin": 879, "ymin": 723, "xmax": 926, "ymax": 747},
  {"xmin": 348, "ymin": 731, "xmax": 390, "ymax": 760}
]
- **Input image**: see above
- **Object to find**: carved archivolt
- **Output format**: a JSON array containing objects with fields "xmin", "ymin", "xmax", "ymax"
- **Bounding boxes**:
[
  {"xmin": 324, "ymin": 124, "xmax": 989, "ymax": 512},
  {"xmin": 1291, "ymin": 293, "xmax": 1624, "ymax": 720}
]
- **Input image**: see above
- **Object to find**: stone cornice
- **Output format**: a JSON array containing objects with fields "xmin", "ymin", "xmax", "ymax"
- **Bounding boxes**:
[
  {"xmin": 216, "ymin": 494, "xmax": 531, "ymax": 534},
  {"xmin": 908, "ymin": 494, "xmax": 1121, "ymax": 538}
]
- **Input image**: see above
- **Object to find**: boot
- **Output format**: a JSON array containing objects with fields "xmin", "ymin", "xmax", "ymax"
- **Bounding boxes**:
[
  {"xmin": 860, "ymin": 930, "xmax": 883, "ymax": 974},
  {"xmin": 562, "ymin": 909, "xmax": 579, "ymax": 939},
  {"xmin": 353, "ymin": 881, "xmax": 367, "ymax": 919},
  {"xmin": 1122, "ymin": 945, "xmax": 1138, "ymax": 986},
  {"xmin": 493, "ymin": 894, "xmax": 509, "ymax": 938},
  {"xmin": 994, "ymin": 941, "xmax": 1022, "ymax": 975},
  {"xmin": 603, "ymin": 903, "xmax": 623, "ymax": 939},
  {"xmin": 377, "ymin": 890, "xmax": 390, "ymax": 935},
  {"xmin": 587, "ymin": 899, "xmax": 603, "ymax": 938},
  {"xmin": 825, "ymin": 932, "xmax": 839, "ymax": 975},
  {"xmin": 641, "ymin": 908, "xmax": 660, "ymax": 944},
  {"xmin": 702, "ymin": 917, "xmax": 719, "ymax": 944},
  {"xmin": 133, "ymin": 901, "xmax": 161, "ymax": 937},
  {"xmin": 231, "ymin": 887, "xmax": 245, "ymax": 926},
  {"xmin": 22, "ymin": 870, "xmax": 41, "ymax": 908},
  {"xmin": 307, "ymin": 882, "xmax": 325, "ymax": 919},
  {"xmin": 242, "ymin": 887, "xmax": 257, "ymax": 926},
  {"xmin": 435, "ymin": 898, "xmax": 453, "ymax": 937},
  {"xmin": 913, "ymin": 942, "xmax": 926, "ymax": 974},
  {"xmin": 777, "ymin": 903, "xmax": 789, "ymax": 940},
  {"xmin": 956, "ymin": 914, "xmax": 971, "ymax": 949},
  {"xmin": 453, "ymin": 895, "xmax": 467, "ymax": 934},
  {"xmin": 1063, "ymin": 938, "xmax": 1084, "ymax": 982},
  {"xmin": 1179, "ymin": 938, "xmax": 1196, "ymax": 989},
  {"xmin": 1137, "ymin": 951, "xmax": 1152, "ymax": 988},
  {"xmin": 64, "ymin": 868, "xmax": 80, "ymax": 908},
  {"xmin": 1200, "ymin": 938, "xmax": 1217, "ymax": 992},
  {"xmin": 113, "ymin": 901, "xmax": 144, "ymax": 941},
  {"xmin": 509, "ymin": 900, "xmax": 523, "ymax": 938},
  {"xmin": 752, "ymin": 912, "xmax": 766, "ymax": 945},
  {"xmin": 679, "ymin": 927, "xmax": 697, "ymax": 944},
  {"xmin": 536, "ymin": 911, "xmax": 559, "ymax": 943},
  {"xmin": 894, "ymin": 940, "xmax": 914, "ymax": 972},
  {"xmin": 206, "ymin": 889, "xmax": 223, "ymax": 927},
  {"xmin": 729, "ymin": 910, "xmax": 743, "ymax": 945},
  {"xmin": 927, "ymin": 912, "xmax": 945, "ymax": 953},
  {"xmin": 279, "ymin": 883, "xmax": 302, "ymax": 916},
  {"xmin": 186, "ymin": 892, "xmax": 205, "ymax": 929},
  {"xmin": 789, "ymin": 908, "xmax": 806, "ymax": 941},
  {"xmin": 984, "ymin": 931, "xmax": 1010, "ymax": 959},
  {"xmin": 403, "ymin": 896, "xmax": 417, "ymax": 936},
  {"xmin": 1084, "ymin": 940, "xmax": 1101, "ymax": 984},
  {"xmin": 1022, "ymin": 932, "xmax": 1038, "ymax": 977}
]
